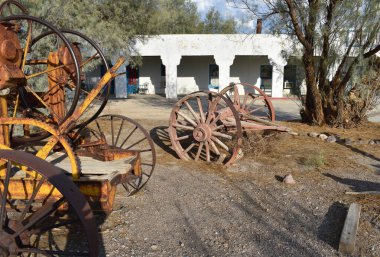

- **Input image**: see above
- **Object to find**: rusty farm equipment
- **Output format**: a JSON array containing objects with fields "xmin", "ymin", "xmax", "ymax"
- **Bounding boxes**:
[
  {"xmin": 0, "ymin": 1, "xmax": 156, "ymax": 256},
  {"xmin": 168, "ymin": 83, "xmax": 289, "ymax": 164}
]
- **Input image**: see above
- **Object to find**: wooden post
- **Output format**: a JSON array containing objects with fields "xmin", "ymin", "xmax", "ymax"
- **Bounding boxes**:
[{"xmin": 339, "ymin": 203, "xmax": 361, "ymax": 254}]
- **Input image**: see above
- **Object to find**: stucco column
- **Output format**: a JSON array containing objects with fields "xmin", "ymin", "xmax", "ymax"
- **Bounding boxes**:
[
  {"xmin": 269, "ymin": 56, "xmax": 287, "ymax": 98},
  {"xmin": 161, "ymin": 55, "xmax": 181, "ymax": 99},
  {"xmin": 214, "ymin": 54, "xmax": 235, "ymax": 91}
]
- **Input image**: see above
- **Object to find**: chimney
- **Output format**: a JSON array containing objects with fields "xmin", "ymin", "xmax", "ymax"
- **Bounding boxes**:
[{"xmin": 256, "ymin": 19, "xmax": 262, "ymax": 34}]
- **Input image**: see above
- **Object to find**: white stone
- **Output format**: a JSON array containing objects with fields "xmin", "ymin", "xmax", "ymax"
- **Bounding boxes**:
[
  {"xmin": 283, "ymin": 174, "xmax": 296, "ymax": 184},
  {"xmin": 319, "ymin": 134, "xmax": 328, "ymax": 140},
  {"xmin": 308, "ymin": 132, "xmax": 319, "ymax": 137}
]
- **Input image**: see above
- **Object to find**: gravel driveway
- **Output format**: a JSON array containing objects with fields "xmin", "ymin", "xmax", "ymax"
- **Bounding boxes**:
[{"xmin": 94, "ymin": 95, "xmax": 379, "ymax": 257}]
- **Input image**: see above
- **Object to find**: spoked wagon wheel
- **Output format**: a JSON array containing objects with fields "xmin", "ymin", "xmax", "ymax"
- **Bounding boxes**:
[
  {"xmin": 0, "ymin": 15, "xmax": 81, "ymax": 142},
  {"xmin": 169, "ymin": 91, "xmax": 243, "ymax": 165},
  {"xmin": 220, "ymin": 83, "xmax": 276, "ymax": 122},
  {"xmin": 0, "ymin": 149, "xmax": 99, "ymax": 256},
  {"xmin": 31, "ymin": 29, "xmax": 111, "ymax": 131},
  {"xmin": 76, "ymin": 115, "xmax": 156, "ymax": 196}
]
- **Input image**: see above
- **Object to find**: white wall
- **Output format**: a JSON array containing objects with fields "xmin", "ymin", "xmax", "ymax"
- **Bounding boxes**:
[
  {"xmin": 139, "ymin": 56, "xmax": 163, "ymax": 94},
  {"xmin": 230, "ymin": 56, "xmax": 270, "ymax": 87},
  {"xmin": 177, "ymin": 56, "xmax": 215, "ymax": 94}
]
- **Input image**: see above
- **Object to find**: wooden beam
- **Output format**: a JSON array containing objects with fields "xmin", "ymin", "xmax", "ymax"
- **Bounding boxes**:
[{"xmin": 339, "ymin": 203, "xmax": 362, "ymax": 255}]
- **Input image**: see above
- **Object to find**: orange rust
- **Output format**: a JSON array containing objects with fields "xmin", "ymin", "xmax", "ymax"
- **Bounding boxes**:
[{"xmin": 0, "ymin": 23, "xmax": 26, "ymax": 89}]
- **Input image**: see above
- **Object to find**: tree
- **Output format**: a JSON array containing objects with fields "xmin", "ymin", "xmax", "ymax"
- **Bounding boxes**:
[
  {"xmin": 147, "ymin": 0, "xmax": 202, "ymax": 34},
  {"xmin": 228, "ymin": 0, "xmax": 380, "ymax": 126},
  {"xmin": 200, "ymin": 7, "xmax": 237, "ymax": 34}
]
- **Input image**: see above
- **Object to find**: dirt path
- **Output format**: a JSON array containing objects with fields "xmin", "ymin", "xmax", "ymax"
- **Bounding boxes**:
[{"xmin": 94, "ymin": 96, "xmax": 379, "ymax": 257}]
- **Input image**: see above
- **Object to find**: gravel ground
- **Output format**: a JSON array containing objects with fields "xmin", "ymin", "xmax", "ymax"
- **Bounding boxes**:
[{"xmin": 89, "ymin": 96, "xmax": 379, "ymax": 257}]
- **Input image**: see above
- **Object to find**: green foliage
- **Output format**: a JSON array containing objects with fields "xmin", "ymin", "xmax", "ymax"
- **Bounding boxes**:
[
  {"xmin": 199, "ymin": 7, "xmax": 237, "ymax": 34},
  {"xmin": 13, "ymin": 0, "xmax": 239, "ymax": 62},
  {"xmin": 302, "ymin": 151, "xmax": 325, "ymax": 168}
]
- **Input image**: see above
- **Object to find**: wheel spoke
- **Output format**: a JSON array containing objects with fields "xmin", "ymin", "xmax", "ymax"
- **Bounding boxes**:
[
  {"xmin": 184, "ymin": 101, "xmax": 200, "ymax": 124},
  {"xmin": 13, "ymin": 197, "xmax": 65, "ymax": 239},
  {"xmin": 115, "ymin": 119, "xmax": 125, "ymax": 146},
  {"xmin": 183, "ymin": 143, "xmax": 196, "ymax": 154},
  {"xmin": 211, "ymin": 136, "xmax": 230, "ymax": 152},
  {"xmin": 176, "ymin": 111, "xmax": 198, "ymax": 127},
  {"xmin": 241, "ymin": 93, "xmax": 249, "ymax": 110},
  {"xmin": 233, "ymin": 85, "xmax": 240, "ymax": 107},
  {"xmin": 175, "ymin": 134, "xmax": 191, "ymax": 141},
  {"xmin": 119, "ymin": 126, "xmax": 138, "ymax": 148},
  {"xmin": 194, "ymin": 142, "xmax": 204, "ymax": 161},
  {"xmin": 212, "ymin": 131, "xmax": 232, "ymax": 140},
  {"xmin": 197, "ymin": 97, "xmax": 206, "ymax": 123},
  {"xmin": 172, "ymin": 123, "xmax": 194, "ymax": 131},
  {"xmin": 205, "ymin": 141, "xmax": 211, "ymax": 162},
  {"xmin": 18, "ymin": 178, "xmax": 46, "ymax": 222},
  {"xmin": 0, "ymin": 161, "xmax": 11, "ymax": 228},
  {"xmin": 80, "ymin": 52, "xmax": 99, "ymax": 68},
  {"xmin": 125, "ymin": 137, "xmax": 147, "ymax": 150},
  {"xmin": 208, "ymin": 139, "xmax": 220, "ymax": 155}
]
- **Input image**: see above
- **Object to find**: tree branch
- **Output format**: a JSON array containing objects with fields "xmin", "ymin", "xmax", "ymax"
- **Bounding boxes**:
[{"xmin": 284, "ymin": 0, "xmax": 313, "ymax": 50}]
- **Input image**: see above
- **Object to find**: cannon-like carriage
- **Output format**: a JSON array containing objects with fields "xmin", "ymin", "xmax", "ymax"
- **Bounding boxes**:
[
  {"xmin": 0, "ymin": 1, "xmax": 155, "ymax": 256},
  {"xmin": 169, "ymin": 83, "xmax": 289, "ymax": 165}
]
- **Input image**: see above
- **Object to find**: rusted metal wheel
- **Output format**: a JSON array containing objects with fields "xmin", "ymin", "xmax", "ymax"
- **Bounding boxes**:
[
  {"xmin": 0, "ymin": 15, "xmax": 81, "ymax": 142},
  {"xmin": 169, "ymin": 91, "xmax": 243, "ymax": 165},
  {"xmin": 31, "ymin": 29, "xmax": 111, "ymax": 132},
  {"xmin": 0, "ymin": 117, "xmax": 81, "ymax": 179},
  {"xmin": 0, "ymin": 149, "xmax": 99, "ymax": 256},
  {"xmin": 0, "ymin": 0, "xmax": 28, "ymax": 16},
  {"xmin": 220, "ymin": 83, "xmax": 276, "ymax": 122},
  {"xmin": 75, "ymin": 115, "xmax": 156, "ymax": 196}
]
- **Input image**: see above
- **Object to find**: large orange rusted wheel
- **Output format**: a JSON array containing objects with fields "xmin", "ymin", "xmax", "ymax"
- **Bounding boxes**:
[
  {"xmin": 0, "ymin": 149, "xmax": 99, "ymax": 256},
  {"xmin": 169, "ymin": 91, "xmax": 243, "ymax": 165},
  {"xmin": 220, "ymin": 83, "xmax": 276, "ymax": 122},
  {"xmin": 0, "ymin": 15, "xmax": 82, "ymax": 142}
]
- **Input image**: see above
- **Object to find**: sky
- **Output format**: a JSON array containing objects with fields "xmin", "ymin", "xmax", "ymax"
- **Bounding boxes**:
[{"xmin": 191, "ymin": 0, "xmax": 258, "ymax": 32}]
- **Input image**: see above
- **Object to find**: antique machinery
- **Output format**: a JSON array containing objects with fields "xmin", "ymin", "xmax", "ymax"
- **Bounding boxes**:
[
  {"xmin": 168, "ymin": 84, "xmax": 288, "ymax": 164},
  {"xmin": 0, "ymin": 1, "xmax": 156, "ymax": 255}
]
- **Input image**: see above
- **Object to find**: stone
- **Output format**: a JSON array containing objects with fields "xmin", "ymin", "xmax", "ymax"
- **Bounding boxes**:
[
  {"xmin": 369, "ymin": 140, "xmax": 375, "ymax": 145},
  {"xmin": 151, "ymin": 244, "xmax": 159, "ymax": 251},
  {"xmin": 326, "ymin": 135, "xmax": 337, "ymax": 143},
  {"xmin": 319, "ymin": 134, "xmax": 328, "ymax": 140},
  {"xmin": 308, "ymin": 132, "xmax": 319, "ymax": 137},
  {"xmin": 288, "ymin": 131, "xmax": 299, "ymax": 136},
  {"xmin": 344, "ymin": 138, "xmax": 353, "ymax": 145},
  {"xmin": 283, "ymin": 174, "xmax": 296, "ymax": 185},
  {"xmin": 375, "ymin": 140, "xmax": 380, "ymax": 145}
]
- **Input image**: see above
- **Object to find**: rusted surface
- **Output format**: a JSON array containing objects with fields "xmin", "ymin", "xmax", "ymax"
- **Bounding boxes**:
[
  {"xmin": 0, "ymin": 22, "xmax": 25, "ymax": 89},
  {"xmin": 169, "ymin": 91, "xmax": 243, "ymax": 165},
  {"xmin": 0, "ymin": 149, "xmax": 99, "ymax": 257}
]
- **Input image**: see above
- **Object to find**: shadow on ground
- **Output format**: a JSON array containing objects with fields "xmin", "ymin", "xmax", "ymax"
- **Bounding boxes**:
[
  {"xmin": 150, "ymin": 126, "xmax": 178, "ymax": 158},
  {"xmin": 317, "ymin": 202, "xmax": 347, "ymax": 249},
  {"xmin": 324, "ymin": 173, "xmax": 380, "ymax": 192}
]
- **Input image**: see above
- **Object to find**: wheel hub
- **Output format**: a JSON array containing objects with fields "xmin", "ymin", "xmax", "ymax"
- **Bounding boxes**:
[{"xmin": 193, "ymin": 124, "xmax": 211, "ymax": 142}]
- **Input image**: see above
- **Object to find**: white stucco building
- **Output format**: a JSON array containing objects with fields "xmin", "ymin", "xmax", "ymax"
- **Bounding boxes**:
[{"xmin": 113, "ymin": 34, "xmax": 306, "ymax": 99}]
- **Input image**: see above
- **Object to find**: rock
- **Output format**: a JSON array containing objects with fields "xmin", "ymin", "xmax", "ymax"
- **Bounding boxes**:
[
  {"xmin": 283, "ymin": 174, "xmax": 296, "ymax": 185},
  {"xmin": 369, "ymin": 140, "xmax": 375, "ymax": 145},
  {"xmin": 151, "ymin": 244, "xmax": 159, "ymax": 251},
  {"xmin": 308, "ymin": 132, "xmax": 319, "ymax": 138},
  {"xmin": 326, "ymin": 135, "xmax": 336, "ymax": 143},
  {"xmin": 288, "ymin": 131, "xmax": 299, "ymax": 136},
  {"xmin": 319, "ymin": 134, "xmax": 328, "ymax": 140},
  {"xmin": 375, "ymin": 140, "xmax": 380, "ymax": 145},
  {"xmin": 357, "ymin": 139, "xmax": 369, "ymax": 145},
  {"xmin": 344, "ymin": 138, "xmax": 353, "ymax": 145}
]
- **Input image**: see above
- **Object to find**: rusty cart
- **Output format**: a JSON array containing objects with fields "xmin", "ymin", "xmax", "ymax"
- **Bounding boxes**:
[
  {"xmin": 168, "ymin": 83, "xmax": 289, "ymax": 165},
  {"xmin": 0, "ymin": 1, "xmax": 156, "ymax": 256}
]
